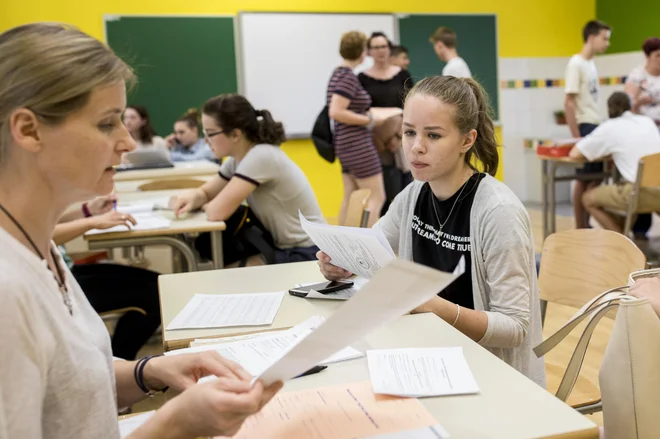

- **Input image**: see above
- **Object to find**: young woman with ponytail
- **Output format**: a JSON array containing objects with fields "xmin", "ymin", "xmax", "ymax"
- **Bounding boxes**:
[
  {"xmin": 317, "ymin": 76, "xmax": 546, "ymax": 386},
  {"xmin": 170, "ymin": 94, "xmax": 325, "ymax": 266}
]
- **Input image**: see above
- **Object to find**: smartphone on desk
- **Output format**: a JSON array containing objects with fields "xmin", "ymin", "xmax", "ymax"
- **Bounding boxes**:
[{"xmin": 289, "ymin": 280, "xmax": 354, "ymax": 298}]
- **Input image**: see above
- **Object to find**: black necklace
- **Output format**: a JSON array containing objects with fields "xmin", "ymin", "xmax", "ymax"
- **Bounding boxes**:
[{"xmin": 0, "ymin": 203, "xmax": 73, "ymax": 315}]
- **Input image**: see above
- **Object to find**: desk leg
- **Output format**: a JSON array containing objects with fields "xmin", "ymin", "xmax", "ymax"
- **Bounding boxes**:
[
  {"xmin": 549, "ymin": 161, "xmax": 557, "ymax": 237},
  {"xmin": 210, "ymin": 231, "xmax": 224, "ymax": 270},
  {"xmin": 542, "ymin": 160, "xmax": 549, "ymax": 240}
]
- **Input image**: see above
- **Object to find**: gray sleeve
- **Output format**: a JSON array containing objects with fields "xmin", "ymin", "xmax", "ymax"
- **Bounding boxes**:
[
  {"xmin": 218, "ymin": 157, "xmax": 236, "ymax": 181},
  {"xmin": 0, "ymin": 290, "xmax": 50, "ymax": 437},
  {"xmin": 234, "ymin": 147, "xmax": 278, "ymax": 186},
  {"xmin": 477, "ymin": 203, "xmax": 534, "ymax": 348}
]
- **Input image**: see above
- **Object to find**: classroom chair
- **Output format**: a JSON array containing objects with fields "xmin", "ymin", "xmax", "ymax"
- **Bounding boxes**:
[
  {"xmin": 538, "ymin": 228, "xmax": 645, "ymax": 414},
  {"xmin": 137, "ymin": 178, "xmax": 205, "ymax": 191},
  {"xmin": 621, "ymin": 152, "xmax": 660, "ymax": 237},
  {"xmin": 344, "ymin": 189, "xmax": 371, "ymax": 228}
]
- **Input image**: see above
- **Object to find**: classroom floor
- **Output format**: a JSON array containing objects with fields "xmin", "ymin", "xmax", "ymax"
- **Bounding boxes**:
[{"xmin": 128, "ymin": 204, "xmax": 607, "ymax": 427}]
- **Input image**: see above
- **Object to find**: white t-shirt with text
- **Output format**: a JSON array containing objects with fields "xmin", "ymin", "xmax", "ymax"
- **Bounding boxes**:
[
  {"xmin": 442, "ymin": 57, "xmax": 472, "ymax": 78},
  {"xmin": 576, "ymin": 111, "xmax": 660, "ymax": 182},
  {"xmin": 565, "ymin": 54, "xmax": 601, "ymax": 125}
]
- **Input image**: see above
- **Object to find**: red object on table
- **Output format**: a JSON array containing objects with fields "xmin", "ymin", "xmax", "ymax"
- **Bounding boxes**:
[{"xmin": 536, "ymin": 143, "xmax": 575, "ymax": 157}]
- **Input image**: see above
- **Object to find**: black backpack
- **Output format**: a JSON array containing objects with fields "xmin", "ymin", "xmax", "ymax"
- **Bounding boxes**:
[{"xmin": 311, "ymin": 105, "xmax": 335, "ymax": 163}]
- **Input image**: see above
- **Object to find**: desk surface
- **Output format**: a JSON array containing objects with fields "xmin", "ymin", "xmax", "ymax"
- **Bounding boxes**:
[
  {"xmin": 159, "ymin": 262, "xmax": 598, "ymax": 439},
  {"xmin": 159, "ymin": 261, "xmax": 337, "ymax": 350},
  {"xmin": 84, "ymin": 190, "xmax": 225, "ymax": 242},
  {"xmin": 113, "ymin": 160, "xmax": 220, "ymax": 182},
  {"xmin": 283, "ymin": 313, "xmax": 598, "ymax": 439}
]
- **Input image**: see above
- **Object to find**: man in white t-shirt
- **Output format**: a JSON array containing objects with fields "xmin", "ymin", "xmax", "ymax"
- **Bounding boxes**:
[
  {"xmin": 569, "ymin": 92, "xmax": 660, "ymax": 233},
  {"xmin": 429, "ymin": 27, "xmax": 472, "ymax": 78},
  {"xmin": 564, "ymin": 20, "xmax": 611, "ymax": 229}
]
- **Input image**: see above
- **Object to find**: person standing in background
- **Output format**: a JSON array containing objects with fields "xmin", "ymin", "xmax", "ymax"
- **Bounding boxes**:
[
  {"xmin": 564, "ymin": 20, "xmax": 611, "ymax": 229},
  {"xmin": 390, "ymin": 45, "xmax": 411, "ymax": 70},
  {"xmin": 430, "ymin": 27, "xmax": 472, "ymax": 78},
  {"xmin": 165, "ymin": 108, "xmax": 216, "ymax": 162},
  {"xmin": 327, "ymin": 31, "xmax": 388, "ymax": 227},
  {"xmin": 359, "ymin": 32, "xmax": 414, "ymax": 215},
  {"xmin": 623, "ymin": 37, "xmax": 660, "ymax": 239}
]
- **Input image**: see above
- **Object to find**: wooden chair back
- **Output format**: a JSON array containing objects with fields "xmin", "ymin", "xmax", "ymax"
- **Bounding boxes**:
[{"xmin": 344, "ymin": 189, "xmax": 371, "ymax": 228}]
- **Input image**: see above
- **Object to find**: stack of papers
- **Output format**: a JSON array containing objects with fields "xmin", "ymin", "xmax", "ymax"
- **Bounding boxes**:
[
  {"xmin": 299, "ymin": 212, "xmax": 394, "ymax": 278},
  {"xmin": 84, "ymin": 212, "xmax": 171, "ymax": 235},
  {"xmin": 166, "ymin": 292, "xmax": 285, "ymax": 330},
  {"xmin": 215, "ymin": 381, "xmax": 444, "ymax": 439},
  {"xmin": 115, "ymin": 197, "xmax": 171, "ymax": 214},
  {"xmin": 166, "ymin": 316, "xmax": 363, "ymax": 379},
  {"xmin": 367, "ymin": 347, "xmax": 479, "ymax": 398}
]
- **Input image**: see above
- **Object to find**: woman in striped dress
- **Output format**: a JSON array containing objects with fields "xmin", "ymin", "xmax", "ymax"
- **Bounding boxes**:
[{"xmin": 327, "ymin": 31, "xmax": 386, "ymax": 226}]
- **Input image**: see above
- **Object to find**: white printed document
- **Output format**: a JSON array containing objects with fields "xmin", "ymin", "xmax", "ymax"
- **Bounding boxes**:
[
  {"xmin": 119, "ymin": 411, "xmax": 155, "ymax": 438},
  {"xmin": 84, "ymin": 212, "xmax": 171, "ymax": 235},
  {"xmin": 367, "ymin": 347, "xmax": 479, "ymax": 398},
  {"xmin": 115, "ymin": 197, "xmax": 171, "ymax": 214},
  {"xmin": 299, "ymin": 212, "xmax": 394, "ymax": 278},
  {"xmin": 166, "ymin": 316, "xmax": 363, "ymax": 378},
  {"xmin": 166, "ymin": 292, "xmax": 285, "ymax": 330},
  {"xmin": 256, "ymin": 258, "xmax": 463, "ymax": 386}
]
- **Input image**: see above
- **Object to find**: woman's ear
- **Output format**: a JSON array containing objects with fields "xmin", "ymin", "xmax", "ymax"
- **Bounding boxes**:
[
  {"xmin": 10, "ymin": 108, "xmax": 43, "ymax": 154},
  {"xmin": 461, "ymin": 129, "xmax": 477, "ymax": 153},
  {"xmin": 230, "ymin": 128, "xmax": 243, "ymax": 142}
]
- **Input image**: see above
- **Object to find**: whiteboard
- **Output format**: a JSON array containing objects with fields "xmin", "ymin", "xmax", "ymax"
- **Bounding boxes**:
[{"xmin": 238, "ymin": 12, "xmax": 397, "ymax": 138}]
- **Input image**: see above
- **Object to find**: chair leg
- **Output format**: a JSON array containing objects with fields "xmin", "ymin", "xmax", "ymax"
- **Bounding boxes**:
[
  {"xmin": 575, "ymin": 400, "xmax": 602, "ymax": 415},
  {"xmin": 360, "ymin": 209, "xmax": 371, "ymax": 228}
]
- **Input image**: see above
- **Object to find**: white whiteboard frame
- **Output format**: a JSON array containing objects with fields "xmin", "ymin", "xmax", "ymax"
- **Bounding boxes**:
[{"xmin": 237, "ymin": 11, "xmax": 399, "ymax": 139}]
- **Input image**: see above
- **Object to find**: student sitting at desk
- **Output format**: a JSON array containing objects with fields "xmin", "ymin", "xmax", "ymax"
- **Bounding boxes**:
[
  {"xmin": 123, "ymin": 105, "xmax": 168, "ymax": 152},
  {"xmin": 165, "ymin": 108, "xmax": 215, "ymax": 162},
  {"xmin": 318, "ymin": 76, "xmax": 546, "ymax": 387},
  {"xmin": 52, "ymin": 195, "xmax": 161, "ymax": 361},
  {"xmin": 169, "ymin": 94, "xmax": 326, "ymax": 267},
  {"xmin": 569, "ymin": 91, "xmax": 660, "ymax": 233},
  {"xmin": 0, "ymin": 23, "xmax": 281, "ymax": 438}
]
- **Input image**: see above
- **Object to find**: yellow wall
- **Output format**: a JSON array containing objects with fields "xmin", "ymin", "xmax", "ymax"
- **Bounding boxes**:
[{"xmin": 2, "ymin": 0, "xmax": 594, "ymax": 217}]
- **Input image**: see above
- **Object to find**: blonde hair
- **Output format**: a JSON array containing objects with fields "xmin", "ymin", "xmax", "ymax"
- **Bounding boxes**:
[
  {"xmin": 0, "ymin": 23, "xmax": 135, "ymax": 165},
  {"xmin": 405, "ymin": 76, "xmax": 499, "ymax": 176},
  {"xmin": 339, "ymin": 31, "xmax": 367, "ymax": 61}
]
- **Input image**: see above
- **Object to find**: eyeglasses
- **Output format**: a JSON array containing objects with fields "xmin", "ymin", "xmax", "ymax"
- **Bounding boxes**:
[
  {"xmin": 370, "ymin": 45, "xmax": 389, "ymax": 50},
  {"xmin": 203, "ymin": 130, "xmax": 224, "ymax": 139}
]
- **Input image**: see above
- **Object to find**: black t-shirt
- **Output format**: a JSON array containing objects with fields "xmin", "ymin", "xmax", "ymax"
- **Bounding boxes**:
[
  {"xmin": 412, "ymin": 173, "xmax": 486, "ymax": 309},
  {"xmin": 358, "ymin": 69, "xmax": 413, "ymax": 108}
]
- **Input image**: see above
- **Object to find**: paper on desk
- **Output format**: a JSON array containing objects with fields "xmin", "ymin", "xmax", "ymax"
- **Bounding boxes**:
[
  {"xmin": 214, "ymin": 381, "xmax": 440, "ymax": 439},
  {"xmin": 364, "ymin": 425, "xmax": 450, "ymax": 438},
  {"xmin": 115, "ymin": 197, "xmax": 171, "ymax": 214},
  {"xmin": 167, "ymin": 316, "xmax": 363, "ymax": 378},
  {"xmin": 118, "ymin": 411, "xmax": 155, "ymax": 438},
  {"xmin": 257, "ymin": 257, "xmax": 464, "ymax": 386},
  {"xmin": 299, "ymin": 212, "xmax": 394, "ymax": 278},
  {"xmin": 301, "ymin": 277, "xmax": 369, "ymax": 301},
  {"xmin": 367, "ymin": 347, "xmax": 479, "ymax": 398},
  {"xmin": 84, "ymin": 212, "xmax": 171, "ymax": 235},
  {"xmin": 166, "ymin": 292, "xmax": 285, "ymax": 330}
]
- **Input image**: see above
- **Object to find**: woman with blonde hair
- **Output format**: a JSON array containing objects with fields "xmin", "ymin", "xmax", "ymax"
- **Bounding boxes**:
[{"xmin": 0, "ymin": 23, "xmax": 280, "ymax": 438}]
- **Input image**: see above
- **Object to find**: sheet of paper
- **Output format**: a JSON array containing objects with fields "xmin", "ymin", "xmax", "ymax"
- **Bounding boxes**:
[
  {"xmin": 214, "ymin": 381, "xmax": 440, "ymax": 439},
  {"xmin": 299, "ymin": 212, "xmax": 395, "ymax": 278},
  {"xmin": 166, "ymin": 292, "xmax": 285, "ymax": 330},
  {"xmin": 302, "ymin": 277, "xmax": 369, "ymax": 301},
  {"xmin": 363, "ymin": 425, "xmax": 450, "ymax": 439},
  {"xmin": 167, "ymin": 317, "xmax": 362, "ymax": 378},
  {"xmin": 84, "ymin": 212, "xmax": 171, "ymax": 235},
  {"xmin": 367, "ymin": 347, "xmax": 479, "ymax": 398},
  {"xmin": 257, "ymin": 257, "xmax": 463, "ymax": 386},
  {"xmin": 118, "ymin": 411, "xmax": 155, "ymax": 438}
]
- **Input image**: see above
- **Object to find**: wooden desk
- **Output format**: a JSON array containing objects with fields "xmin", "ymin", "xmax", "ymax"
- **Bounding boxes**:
[
  {"xmin": 538, "ymin": 155, "xmax": 614, "ymax": 239},
  {"xmin": 285, "ymin": 313, "xmax": 598, "ymax": 439},
  {"xmin": 159, "ymin": 261, "xmax": 340, "ymax": 351},
  {"xmin": 84, "ymin": 190, "xmax": 226, "ymax": 271},
  {"xmin": 113, "ymin": 160, "xmax": 220, "ymax": 183}
]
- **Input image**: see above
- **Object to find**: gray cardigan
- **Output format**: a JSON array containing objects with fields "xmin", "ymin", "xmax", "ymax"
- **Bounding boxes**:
[{"xmin": 375, "ymin": 175, "xmax": 546, "ymax": 387}]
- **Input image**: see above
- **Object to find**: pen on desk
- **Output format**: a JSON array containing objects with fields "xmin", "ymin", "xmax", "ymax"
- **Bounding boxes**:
[{"xmin": 294, "ymin": 365, "xmax": 327, "ymax": 379}]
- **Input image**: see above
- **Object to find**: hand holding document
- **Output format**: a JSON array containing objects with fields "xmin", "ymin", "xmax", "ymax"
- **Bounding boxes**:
[
  {"xmin": 257, "ymin": 258, "xmax": 464, "ymax": 386},
  {"xmin": 166, "ymin": 292, "xmax": 285, "ymax": 330},
  {"xmin": 367, "ymin": 347, "xmax": 479, "ymax": 398},
  {"xmin": 299, "ymin": 211, "xmax": 394, "ymax": 278},
  {"xmin": 215, "ymin": 381, "xmax": 441, "ymax": 439}
]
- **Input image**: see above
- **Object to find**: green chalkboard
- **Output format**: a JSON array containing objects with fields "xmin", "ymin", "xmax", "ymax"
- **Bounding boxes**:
[
  {"xmin": 398, "ymin": 14, "xmax": 499, "ymax": 120},
  {"xmin": 105, "ymin": 16, "xmax": 238, "ymax": 135}
]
